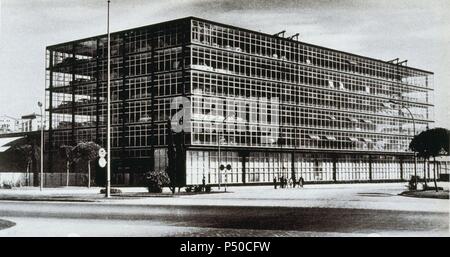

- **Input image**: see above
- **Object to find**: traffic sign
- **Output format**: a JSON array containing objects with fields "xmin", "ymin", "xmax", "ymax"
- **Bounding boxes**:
[
  {"xmin": 98, "ymin": 148, "xmax": 106, "ymax": 158},
  {"xmin": 98, "ymin": 157, "xmax": 107, "ymax": 168}
]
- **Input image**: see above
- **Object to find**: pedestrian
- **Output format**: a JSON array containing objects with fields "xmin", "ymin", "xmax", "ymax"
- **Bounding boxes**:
[
  {"xmin": 273, "ymin": 176, "xmax": 277, "ymax": 189},
  {"xmin": 202, "ymin": 175, "xmax": 206, "ymax": 192},
  {"xmin": 298, "ymin": 177, "xmax": 304, "ymax": 188},
  {"xmin": 292, "ymin": 177, "xmax": 296, "ymax": 188},
  {"xmin": 281, "ymin": 176, "xmax": 285, "ymax": 188}
]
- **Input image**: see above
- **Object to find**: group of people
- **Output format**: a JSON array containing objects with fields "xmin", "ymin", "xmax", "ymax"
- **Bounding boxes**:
[{"xmin": 273, "ymin": 175, "xmax": 304, "ymax": 189}]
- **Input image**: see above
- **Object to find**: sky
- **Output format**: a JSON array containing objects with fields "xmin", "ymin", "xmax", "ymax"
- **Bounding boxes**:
[{"xmin": 0, "ymin": 0, "xmax": 449, "ymax": 128}]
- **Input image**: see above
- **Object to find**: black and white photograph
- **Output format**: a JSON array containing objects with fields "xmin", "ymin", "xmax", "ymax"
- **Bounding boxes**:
[{"xmin": 0, "ymin": 0, "xmax": 449, "ymax": 245}]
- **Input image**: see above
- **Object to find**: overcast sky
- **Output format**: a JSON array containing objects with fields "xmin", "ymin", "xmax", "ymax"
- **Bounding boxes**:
[{"xmin": 0, "ymin": 0, "xmax": 449, "ymax": 128}]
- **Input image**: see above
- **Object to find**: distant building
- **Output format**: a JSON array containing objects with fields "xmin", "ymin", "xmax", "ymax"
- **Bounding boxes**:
[
  {"xmin": 0, "ymin": 115, "xmax": 20, "ymax": 134},
  {"xmin": 45, "ymin": 17, "xmax": 443, "ymax": 186},
  {"xmin": 21, "ymin": 113, "xmax": 46, "ymax": 132}
]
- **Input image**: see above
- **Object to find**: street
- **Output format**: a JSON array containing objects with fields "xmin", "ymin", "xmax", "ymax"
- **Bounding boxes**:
[
  {"xmin": 0, "ymin": 183, "xmax": 449, "ymax": 236},
  {"xmin": 0, "ymin": 202, "xmax": 449, "ymax": 236}
]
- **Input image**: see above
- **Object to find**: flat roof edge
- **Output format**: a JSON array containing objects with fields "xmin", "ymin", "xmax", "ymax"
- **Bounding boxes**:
[
  {"xmin": 189, "ymin": 17, "xmax": 433, "ymax": 75},
  {"xmin": 46, "ymin": 16, "xmax": 433, "ymax": 75},
  {"xmin": 46, "ymin": 16, "xmax": 194, "ymax": 49}
]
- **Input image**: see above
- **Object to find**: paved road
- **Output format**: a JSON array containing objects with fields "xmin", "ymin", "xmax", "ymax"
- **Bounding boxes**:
[{"xmin": 0, "ymin": 201, "xmax": 448, "ymax": 236}]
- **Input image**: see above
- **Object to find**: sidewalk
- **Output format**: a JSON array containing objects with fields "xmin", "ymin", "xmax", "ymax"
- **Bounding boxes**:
[
  {"xmin": 0, "ymin": 186, "xmax": 148, "ymax": 202},
  {"xmin": 0, "ymin": 182, "xmax": 448, "ymax": 213}
]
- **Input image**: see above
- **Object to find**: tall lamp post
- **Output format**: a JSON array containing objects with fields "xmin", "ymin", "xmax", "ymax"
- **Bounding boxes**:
[
  {"xmin": 389, "ymin": 100, "xmax": 417, "ymax": 188},
  {"xmin": 105, "ymin": 0, "xmax": 111, "ymax": 198},
  {"xmin": 37, "ymin": 101, "xmax": 44, "ymax": 191}
]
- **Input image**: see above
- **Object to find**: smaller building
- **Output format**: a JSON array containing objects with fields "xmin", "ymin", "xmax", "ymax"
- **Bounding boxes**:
[
  {"xmin": 21, "ymin": 113, "xmax": 46, "ymax": 132},
  {"xmin": 0, "ymin": 115, "xmax": 20, "ymax": 134}
]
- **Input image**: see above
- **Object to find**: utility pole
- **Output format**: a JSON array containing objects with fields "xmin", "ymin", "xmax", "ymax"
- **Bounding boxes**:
[{"xmin": 106, "ymin": 0, "xmax": 111, "ymax": 198}]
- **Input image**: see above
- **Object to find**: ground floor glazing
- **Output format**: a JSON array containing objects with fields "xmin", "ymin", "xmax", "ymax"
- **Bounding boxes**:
[{"xmin": 184, "ymin": 150, "xmax": 442, "ymax": 185}]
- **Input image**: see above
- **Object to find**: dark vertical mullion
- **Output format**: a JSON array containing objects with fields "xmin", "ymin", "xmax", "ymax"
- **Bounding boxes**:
[
  {"xmin": 121, "ymin": 33, "xmax": 128, "ymax": 163},
  {"xmin": 241, "ymin": 151, "xmax": 248, "ymax": 184},
  {"xmin": 399, "ymin": 157, "xmax": 404, "ymax": 181},
  {"xmin": 291, "ymin": 150, "xmax": 295, "ymax": 183},
  {"xmin": 332, "ymin": 154, "xmax": 337, "ymax": 182},
  {"xmin": 179, "ymin": 19, "xmax": 191, "ymax": 187},
  {"xmin": 149, "ymin": 28, "xmax": 156, "ymax": 171},
  {"xmin": 180, "ymin": 21, "xmax": 189, "ymax": 147},
  {"xmin": 48, "ymin": 49, "xmax": 54, "ymax": 173}
]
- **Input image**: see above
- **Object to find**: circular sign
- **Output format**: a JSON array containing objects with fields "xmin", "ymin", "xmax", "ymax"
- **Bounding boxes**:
[
  {"xmin": 98, "ymin": 148, "xmax": 106, "ymax": 158},
  {"xmin": 226, "ymin": 164, "xmax": 232, "ymax": 170},
  {"xmin": 219, "ymin": 164, "xmax": 225, "ymax": 170},
  {"xmin": 98, "ymin": 157, "xmax": 107, "ymax": 168}
]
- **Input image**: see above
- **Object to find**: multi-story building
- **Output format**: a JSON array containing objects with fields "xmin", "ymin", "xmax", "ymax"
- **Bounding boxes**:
[{"xmin": 45, "ymin": 17, "xmax": 436, "ymax": 186}]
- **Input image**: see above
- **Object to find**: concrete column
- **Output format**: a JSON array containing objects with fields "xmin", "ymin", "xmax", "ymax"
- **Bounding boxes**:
[
  {"xmin": 332, "ymin": 156, "xmax": 337, "ymax": 182},
  {"xmin": 400, "ymin": 157, "xmax": 404, "ymax": 181}
]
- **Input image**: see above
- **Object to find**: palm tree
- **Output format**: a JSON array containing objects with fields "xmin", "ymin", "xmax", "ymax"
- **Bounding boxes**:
[
  {"xmin": 12, "ymin": 143, "xmax": 39, "ymax": 186},
  {"xmin": 60, "ymin": 145, "xmax": 75, "ymax": 187},
  {"xmin": 72, "ymin": 142, "xmax": 101, "ymax": 188}
]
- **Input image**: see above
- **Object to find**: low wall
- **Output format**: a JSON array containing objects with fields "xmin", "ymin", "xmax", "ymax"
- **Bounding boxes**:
[
  {"xmin": 0, "ymin": 172, "xmax": 89, "ymax": 188},
  {"xmin": 0, "ymin": 172, "xmax": 34, "ymax": 187}
]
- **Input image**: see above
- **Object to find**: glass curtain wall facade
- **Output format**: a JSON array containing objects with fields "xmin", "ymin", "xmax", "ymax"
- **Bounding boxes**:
[
  {"xmin": 46, "ymin": 17, "xmax": 435, "ymax": 186},
  {"xmin": 46, "ymin": 18, "xmax": 191, "ymax": 185}
]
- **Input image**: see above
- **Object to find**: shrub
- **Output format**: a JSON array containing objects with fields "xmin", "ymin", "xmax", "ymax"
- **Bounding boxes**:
[
  {"xmin": 145, "ymin": 170, "xmax": 170, "ymax": 193},
  {"xmin": 193, "ymin": 185, "xmax": 203, "ymax": 192},
  {"xmin": 205, "ymin": 185, "xmax": 212, "ymax": 192},
  {"xmin": 185, "ymin": 185, "xmax": 193, "ymax": 193},
  {"xmin": 99, "ymin": 188, "xmax": 122, "ymax": 194},
  {"xmin": 2, "ymin": 182, "xmax": 13, "ymax": 189}
]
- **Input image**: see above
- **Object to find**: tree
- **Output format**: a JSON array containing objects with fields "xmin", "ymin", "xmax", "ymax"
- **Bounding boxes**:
[
  {"xmin": 12, "ymin": 142, "xmax": 39, "ymax": 186},
  {"xmin": 60, "ymin": 145, "xmax": 75, "ymax": 187},
  {"xmin": 410, "ymin": 127, "xmax": 450, "ymax": 192},
  {"xmin": 72, "ymin": 141, "xmax": 101, "ymax": 188},
  {"xmin": 423, "ymin": 128, "xmax": 449, "ymax": 192}
]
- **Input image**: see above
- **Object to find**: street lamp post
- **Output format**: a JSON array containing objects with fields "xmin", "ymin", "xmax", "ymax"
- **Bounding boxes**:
[
  {"xmin": 105, "ymin": 0, "xmax": 111, "ymax": 198},
  {"xmin": 389, "ymin": 100, "xmax": 417, "ymax": 188},
  {"xmin": 37, "ymin": 101, "xmax": 44, "ymax": 191}
]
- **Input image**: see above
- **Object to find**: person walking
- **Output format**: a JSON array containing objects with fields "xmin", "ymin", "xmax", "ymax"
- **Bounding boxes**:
[
  {"xmin": 202, "ymin": 175, "xmax": 206, "ymax": 192},
  {"xmin": 298, "ymin": 177, "xmax": 304, "ymax": 188},
  {"xmin": 273, "ymin": 176, "xmax": 277, "ymax": 189}
]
